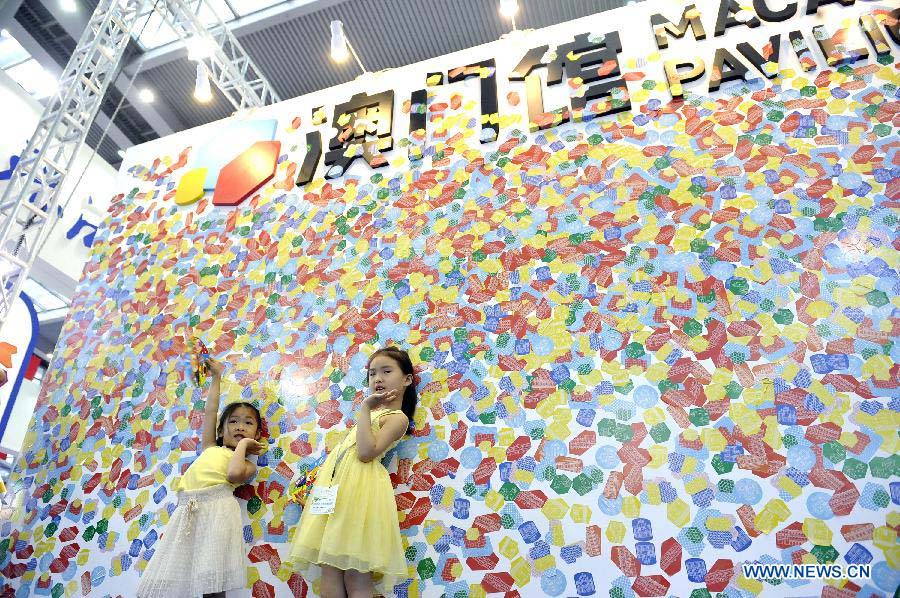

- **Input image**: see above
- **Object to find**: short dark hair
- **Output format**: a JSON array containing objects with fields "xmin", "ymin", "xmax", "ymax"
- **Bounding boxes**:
[
  {"xmin": 367, "ymin": 346, "xmax": 418, "ymax": 433},
  {"xmin": 216, "ymin": 402, "xmax": 263, "ymax": 446}
]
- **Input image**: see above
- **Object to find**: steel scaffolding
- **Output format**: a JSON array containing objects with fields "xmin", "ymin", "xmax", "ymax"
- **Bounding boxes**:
[
  {"xmin": 0, "ymin": 0, "xmax": 280, "ymax": 331},
  {"xmin": 160, "ymin": 0, "xmax": 281, "ymax": 110}
]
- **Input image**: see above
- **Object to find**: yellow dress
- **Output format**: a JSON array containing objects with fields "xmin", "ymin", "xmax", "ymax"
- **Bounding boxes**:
[
  {"xmin": 176, "ymin": 446, "xmax": 240, "ymax": 491},
  {"xmin": 288, "ymin": 408, "xmax": 408, "ymax": 594},
  {"xmin": 137, "ymin": 446, "xmax": 246, "ymax": 598}
]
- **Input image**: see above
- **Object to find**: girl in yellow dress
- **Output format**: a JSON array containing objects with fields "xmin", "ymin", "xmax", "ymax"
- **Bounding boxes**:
[
  {"xmin": 137, "ymin": 359, "xmax": 266, "ymax": 598},
  {"xmin": 289, "ymin": 346, "xmax": 417, "ymax": 597}
]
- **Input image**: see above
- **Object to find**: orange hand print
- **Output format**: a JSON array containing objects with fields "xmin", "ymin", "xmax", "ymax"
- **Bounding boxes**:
[{"xmin": 0, "ymin": 342, "xmax": 17, "ymax": 369}]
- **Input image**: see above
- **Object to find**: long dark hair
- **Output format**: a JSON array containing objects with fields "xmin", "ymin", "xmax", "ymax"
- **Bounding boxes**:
[
  {"xmin": 216, "ymin": 401, "xmax": 263, "ymax": 446},
  {"xmin": 367, "ymin": 346, "xmax": 417, "ymax": 433}
]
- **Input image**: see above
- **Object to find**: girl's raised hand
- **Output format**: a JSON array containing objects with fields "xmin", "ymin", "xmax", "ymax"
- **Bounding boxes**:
[
  {"xmin": 207, "ymin": 358, "xmax": 225, "ymax": 379},
  {"xmin": 238, "ymin": 437, "xmax": 266, "ymax": 455},
  {"xmin": 363, "ymin": 388, "xmax": 398, "ymax": 409}
]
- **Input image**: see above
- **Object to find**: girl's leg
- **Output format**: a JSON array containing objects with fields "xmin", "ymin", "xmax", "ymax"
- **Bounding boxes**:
[
  {"xmin": 321, "ymin": 565, "xmax": 348, "ymax": 598},
  {"xmin": 202, "ymin": 594, "xmax": 225, "ymax": 598},
  {"xmin": 343, "ymin": 569, "xmax": 375, "ymax": 598}
]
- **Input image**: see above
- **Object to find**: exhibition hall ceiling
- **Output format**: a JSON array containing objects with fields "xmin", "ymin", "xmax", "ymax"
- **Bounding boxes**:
[{"xmin": 6, "ymin": 0, "xmax": 629, "ymax": 167}]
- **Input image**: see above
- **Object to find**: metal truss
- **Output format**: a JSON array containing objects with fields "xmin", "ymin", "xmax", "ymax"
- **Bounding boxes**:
[
  {"xmin": 157, "ymin": 0, "xmax": 281, "ymax": 110},
  {"xmin": 0, "ymin": 0, "xmax": 281, "ymax": 331},
  {"xmin": 0, "ymin": 0, "xmax": 147, "ymax": 329}
]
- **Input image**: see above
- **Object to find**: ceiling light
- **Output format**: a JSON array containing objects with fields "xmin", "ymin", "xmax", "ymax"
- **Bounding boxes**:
[
  {"xmin": 328, "ymin": 20, "xmax": 369, "ymax": 73},
  {"xmin": 137, "ymin": 87, "xmax": 155, "ymax": 103},
  {"xmin": 117, "ymin": 149, "xmax": 126, "ymax": 158},
  {"xmin": 60, "ymin": 0, "xmax": 78, "ymax": 12},
  {"xmin": 329, "ymin": 20, "xmax": 349, "ymax": 62},
  {"xmin": 193, "ymin": 62, "xmax": 212, "ymax": 102},
  {"xmin": 1, "ymin": 29, "xmax": 9, "ymax": 38},
  {"xmin": 499, "ymin": 0, "xmax": 519, "ymax": 18}
]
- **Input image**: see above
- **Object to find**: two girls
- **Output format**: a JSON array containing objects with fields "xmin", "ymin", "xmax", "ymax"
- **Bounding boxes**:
[{"xmin": 137, "ymin": 346, "xmax": 418, "ymax": 598}]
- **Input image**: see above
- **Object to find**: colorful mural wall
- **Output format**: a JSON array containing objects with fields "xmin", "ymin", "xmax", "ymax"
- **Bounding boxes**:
[{"xmin": 1, "ymin": 1, "xmax": 898, "ymax": 597}]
